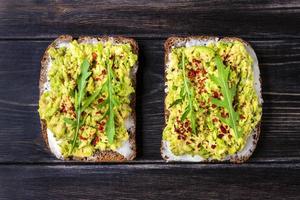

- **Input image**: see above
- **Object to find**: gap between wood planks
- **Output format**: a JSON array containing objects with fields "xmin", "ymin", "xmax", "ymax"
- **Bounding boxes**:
[
  {"xmin": 0, "ymin": 156, "xmax": 300, "ymax": 166},
  {"xmin": 2, "ymin": 36, "xmax": 300, "ymax": 41}
]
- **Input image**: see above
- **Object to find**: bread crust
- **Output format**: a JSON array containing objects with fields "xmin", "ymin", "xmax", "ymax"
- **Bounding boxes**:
[
  {"xmin": 161, "ymin": 36, "xmax": 262, "ymax": 163},
  {"xmin": 39, "ymin": 35, "xmax": 138, "ymax": 162}
]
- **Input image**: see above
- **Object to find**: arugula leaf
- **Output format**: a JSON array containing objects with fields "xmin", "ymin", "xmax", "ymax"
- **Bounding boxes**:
[
  {"xmin": 65, "ymin": 55, "xmax": 120, "ymax": 153},
  {"xmin": 181, "ymin": 107, "xmax": 190, "ymax": 121},
  {"xmin": 173, "ymin": 52, "xmax": 197, "ymax": 134},
  {"xmin": 106, "ymin": 104, "xmax": 115, "ymax": 143},
  {"xmin": 76, "ymin": 59, "xmax": 91, "ymax": 110},
  {"xmin": 102, "ymin": 56, "xmax": 119, "ymax": 144},
  {"xmin": 82, "ymin": 84, "xmax": 105, "ymax": 111},
  {"xmin": 169, "ymin": 98, "xmax": 182, "ymax": 108},
  {"xmin": 98, "ymin": 99, "xmax": 109, "ymax": 109},
  {"xmin": 69, "ymin": 59, "xmax": 92, "ymax": 154},
  {"xmin": 63, "ymin": 118, "xmax": 76, "ymax": 127},
  {"xmin": 210, "ymin": 55, "xmax": 240, "ymax": 138}
]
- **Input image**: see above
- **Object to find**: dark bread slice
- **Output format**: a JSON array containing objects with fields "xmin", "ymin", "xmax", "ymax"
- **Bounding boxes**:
[
  {"xmin": 40, "ymin": 35, "xmax": 138, "ymax": 162},
  {"xmin": 161, "ymin": 36, "xmax": 262, "ymax": 163}
]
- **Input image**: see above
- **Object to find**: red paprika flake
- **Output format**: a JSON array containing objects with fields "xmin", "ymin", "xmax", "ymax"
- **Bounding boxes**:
[
  {"xmin": 92, "ymin": 52, "xmax": 97, "ymax": 60},
  {"xmin": 192, "ymin": 59, "xmax": 202, "ymax": 68},
  {"xmin": 184, "ymin": 121, "xmax": 189, "ymax": 128},
  {"xmin": 94, "ymin": 76, "xmax": 100, "ymax": 81},
  {"xmin": 79, "ymin": 135, "xmax": 87, "ymax": 141},
  {"xmin": 217, "ymin": 134, "xmax": 224, "ymax": 139},
  {"xmin": 92, "ymin": 136, "xmax": 99, "ymax": 145},
  {"xmin": 98, "ymin": 98, "xmax": 104, "ymax": 103},
  {"xmin": 212, "ymin": 118, "xmax": 218, "ymax": 123},
  {"xmin": 220, "ymin": 125, "xmax": 227, "ymax": 133},
  {"xmin": 213, "ymin": 91, "xmax": 220, "ymax": 99},
  {"xmin": 109, "ymin": 54, "xmax": 115, "ymax": 60},
  {"xmin": 101, "ymin": 69, "xmax": 107, "ymax": 75},
  {"xmin": 221, "ymin": 111, "xmax": 229, "ymax": 118},
  {"xmin": 211, "ymin": 144, "xmax": 216, "ymax": 149},
  {"xmin": 98, "ymin": 123, "xmax": 105, "ymax": 132},
  {"xmin": 240, "ymin": 115, "xmax": 245, "ymax": 120},
  {"xmin": 188, "ymin": 69, "xmax": 197, "ymax": 79},
  {"xmin": 60, "ymin": 103, "xmax": 68, "ymax": 113},
  {"xmin": 200, "ymin": 101, "xmax": 206, "ymax": 107}
]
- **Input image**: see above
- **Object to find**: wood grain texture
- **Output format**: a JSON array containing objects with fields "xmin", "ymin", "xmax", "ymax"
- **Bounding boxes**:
[
  {"xmin": 0, "ymin": 39, "xmax": 300, "ymax": 163},
  {"xmin": 1, "ymin": 1, "xmax": 300, "ymax": 199},
  {"xmin": 0, "ymin": 164, "xmax": 299, "ymax": 200},
  {"xmin": 0, "ymin": 0, "xmax": 300, "ymax": 39}
]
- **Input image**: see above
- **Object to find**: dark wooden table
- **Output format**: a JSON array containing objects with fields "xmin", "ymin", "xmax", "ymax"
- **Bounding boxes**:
[{"xmin": 0, "ymin": 1, "xmax": 300, "ymax": 199}]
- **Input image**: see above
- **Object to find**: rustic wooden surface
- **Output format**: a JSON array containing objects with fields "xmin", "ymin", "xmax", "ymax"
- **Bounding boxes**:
[{"xmin": 0, "ymin": 0, "xmax": 300, "ymax": 199}]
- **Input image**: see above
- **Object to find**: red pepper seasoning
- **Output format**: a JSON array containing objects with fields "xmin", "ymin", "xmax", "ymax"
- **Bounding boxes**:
[
  {"xmin": 217, "ymin": 134, "xmax": 224, "ymax": 139},
  {"xmin": 188, "ymin": 69, "xmax": 196, "ymax": 79},
  {"xmin": 109, "ymin": 54, "xmax": 115, "ymax": 60},
  {"xmin": 98, "ymin": 98, "xmax": 104, "ymax": 103},
  {"xmin": 98, "ymin": 122, "xmax": 105, "ymax": 132},
  {"xmin": 221, "ymin": 111, "xmax": 229, "ymax": 118},
  {"xmin": 211, "ymin": 144, "xmax": 216, "ymax": 149},
  {"xmin": 212, "ymin": 118, "xmax": 218, "ymax": 123},
  {"xmin": 95, "ymin": 77, "xmax": 101, "ymax": 81},
  {"xmin": 102, "ymin": 69, "xmax": 107, "ymax": 75},
  {"xmin": 192, "ymin": 59, "xmax": 202, "ymax": 68},
  {"xmin": 92, "ymin": 136, "xmax": 99, "ymax": 145},
  {"xmin": 79, "ymin": 135, "xmax": 87, "ymax": 141},
  {"xmin": 174, "ymin": 118, "xmax": 192, "ymax": 141},
  {"xmin": 184, "ymin": 121, "xmax": 189, "ymax": 128},
  {"xmin": 220, "ymin": 125, "xmax": 227, "ymax": 133},
  {"xmin": 200, "ymin": 101, "xmax": 206, "ymax": 108},
  {"xmin": 60, "ymin": 104, "xmax": 67, "ymax": 113},
  {"xmin": 213, "ymin": 91, "xmax": 220, "ymax": 99},
  {"xmin": 92, "ymin": 52, "xmax": 97, "ymax": 60}
]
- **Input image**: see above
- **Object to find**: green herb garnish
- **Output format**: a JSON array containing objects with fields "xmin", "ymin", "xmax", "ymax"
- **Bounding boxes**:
[
  {"xmin": 98, "ymin": 55, "xmax": 119, "ymax": 144},
  {"xmin": 65, "ymin": 54, "xmax": 120, "ymax": 154},
  {"xmin": 211, "ymin": 55, "xmax": 240, "ymax": 138},
  {"xmin": 68, "ymin": 59, "xmax": 92, "ymax": 154},
  {"xmin": 65, "ymin": 59, "xmax": 105, "ymax": 155},
  {"xmin": 170, "ymin": 52, "xmax": 197, "ymax": 134}
]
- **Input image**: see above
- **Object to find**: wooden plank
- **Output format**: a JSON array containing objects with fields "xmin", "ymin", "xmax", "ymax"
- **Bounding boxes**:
[
  {"xmin": 0, "ymin": 164, "xmax": 299, "ymax": 199},
  {"xmin": 0, "ymin": 1, "xmax": 300, "ymax": 39},
  {"xmin": 0, "ymin": 39, "xmax": 300, "ymax": 163}
]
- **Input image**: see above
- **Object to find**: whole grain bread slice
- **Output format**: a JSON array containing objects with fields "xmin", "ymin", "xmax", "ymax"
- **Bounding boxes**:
[
  {"xmin": 40, "ymin": 35, "xmax": 138, "ymax": 162},
  {"xmin": 161, "ymin": 36, "xmax": 262, "ymax": 163}
]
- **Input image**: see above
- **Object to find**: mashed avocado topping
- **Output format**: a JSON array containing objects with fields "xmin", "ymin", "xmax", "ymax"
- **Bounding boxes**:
[
  {"xmin": 39, "ymin": 40, "xmax": 137, "ymax": 158},
  {"xmin": 163, "ymin": 41, "xmax": 262, "ymax": 160}
]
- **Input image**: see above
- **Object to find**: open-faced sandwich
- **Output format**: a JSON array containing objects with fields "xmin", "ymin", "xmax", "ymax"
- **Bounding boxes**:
[
  {"xmin": 161, "ymin": 36, "xmax": 262, "ymax": 163},
  {"xmin": 38, "ymin": 35, "xmax": 138, "ymax": 161}
]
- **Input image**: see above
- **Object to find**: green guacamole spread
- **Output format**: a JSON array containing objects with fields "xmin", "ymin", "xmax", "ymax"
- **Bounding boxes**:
[
  {"xmin": 39, "ymin": 40, "xmax": 137, "ymax": 158},
  {"xmin": 163, "ymin": 41, "xmax": 262, "ymax": 160}
]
